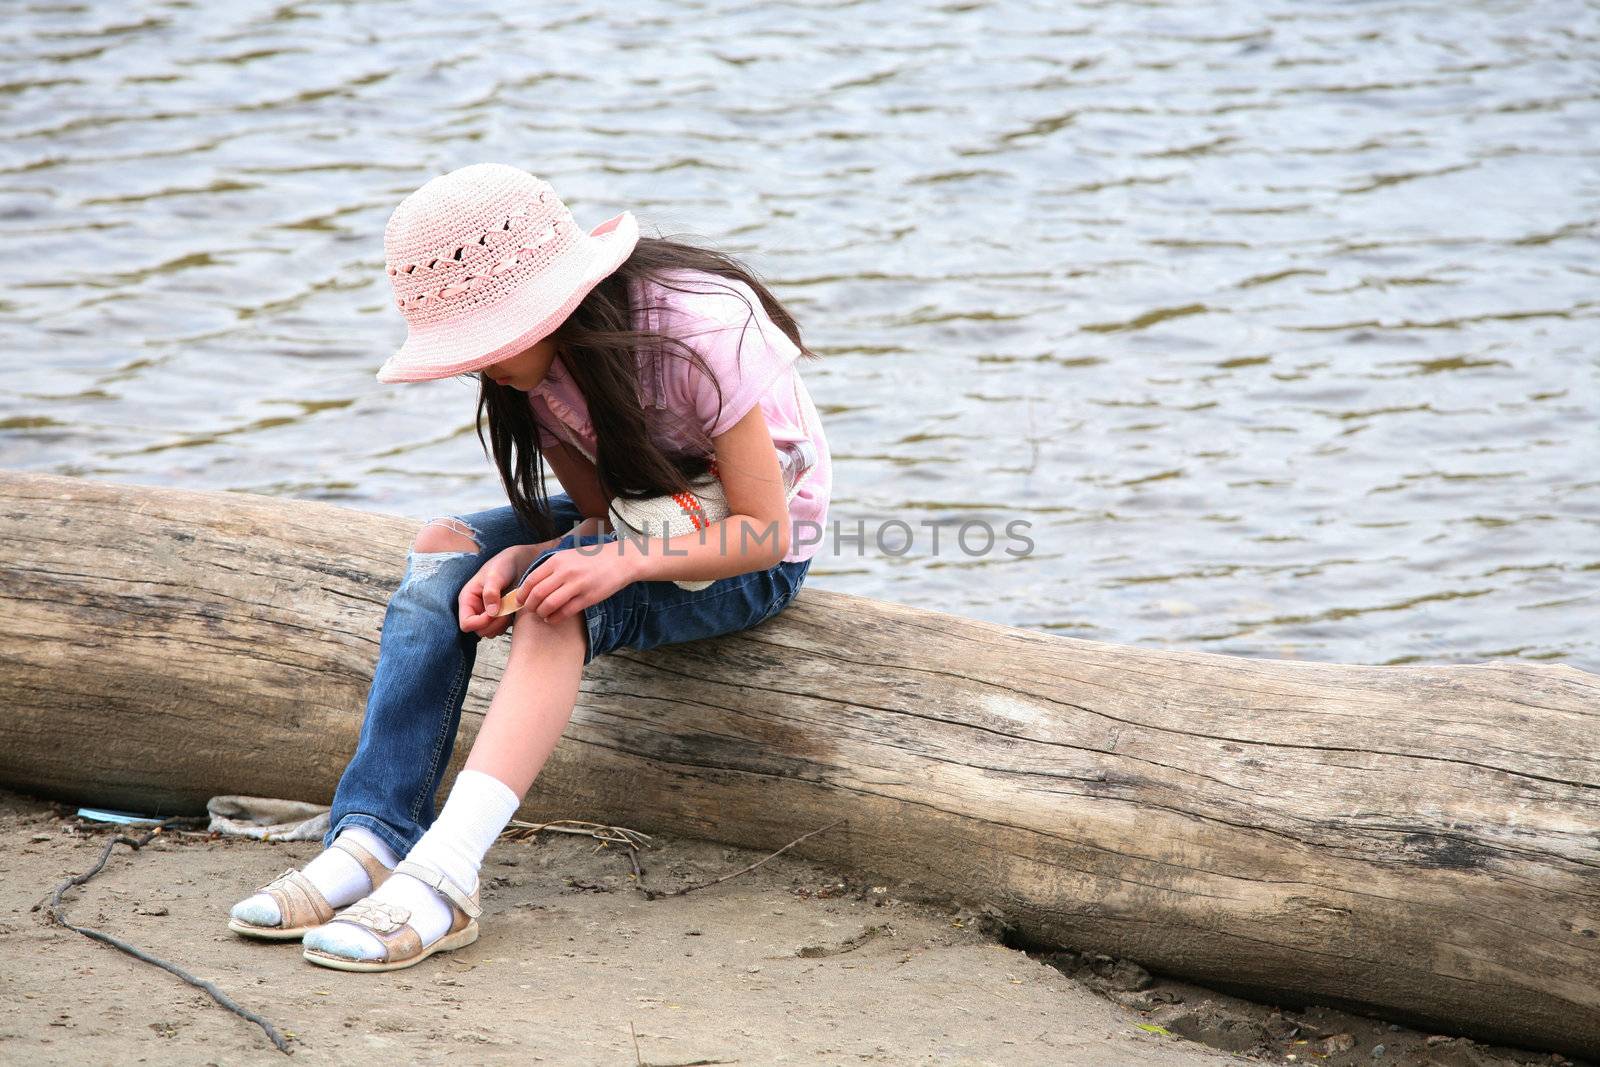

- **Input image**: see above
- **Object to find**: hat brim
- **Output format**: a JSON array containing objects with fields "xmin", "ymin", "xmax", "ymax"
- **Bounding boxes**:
[{"xmin": 374, "ymin": 210, "xmax": 640, "ymax": 384}]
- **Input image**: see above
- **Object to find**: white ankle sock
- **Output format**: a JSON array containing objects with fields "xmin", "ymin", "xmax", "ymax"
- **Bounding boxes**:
[
  {"xmin": 406, "ymin": 769, "xmax": 522, "ymax": 896},
  {"xmin": 303, "ymin": 770, "xmax": 521, "ymax": 960},
  {"xmin": 231, "ymin": 825, "xmax": 399, "ymax": 928},
  {"xmin": 335, "ymin": 826, "xmax": 401, "ymax": 872}
]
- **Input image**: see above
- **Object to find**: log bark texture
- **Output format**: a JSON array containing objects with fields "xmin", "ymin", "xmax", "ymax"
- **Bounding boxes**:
[{"xmin": 2, "ymin": 470, "xmax": 1597, "ymax": 1056}]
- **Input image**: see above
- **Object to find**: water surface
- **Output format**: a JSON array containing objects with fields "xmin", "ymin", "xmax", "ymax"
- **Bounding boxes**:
[{"xmin": 1, "ymin": 0, "xmax": 1595, "ymax": 669}]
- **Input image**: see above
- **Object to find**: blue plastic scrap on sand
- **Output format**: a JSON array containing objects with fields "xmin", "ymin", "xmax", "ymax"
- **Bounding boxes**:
[{"xmin": 76, "ymin": 807, "xmax": 163, "ymax": 826}]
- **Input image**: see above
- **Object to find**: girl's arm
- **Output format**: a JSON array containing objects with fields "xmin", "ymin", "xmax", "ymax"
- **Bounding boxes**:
[
  {"xmin": 540, "ymin": 438, "xmax": 611, "ymax": 521},
  {"xmin": 513, "ymin": 407, "xmax": 791, "ymax": 625},
  {"xmin": 615, "ymin": 404, "xmax": 792, "ymax": 583}
]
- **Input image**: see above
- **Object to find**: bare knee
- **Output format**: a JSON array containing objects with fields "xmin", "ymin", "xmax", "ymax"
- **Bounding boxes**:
[
  {"xmin": 510, "ymin": 605, "xmax": 586, "ymax": 653},
  {"xmin": 413, "ymin": 516, "xmax": 481, "ymax": 555}
]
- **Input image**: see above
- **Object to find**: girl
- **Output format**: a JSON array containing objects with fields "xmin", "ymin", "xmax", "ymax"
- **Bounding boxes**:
[{"xmin": 226, "ymin": 162, "xmax": 830, "ymax": 972}]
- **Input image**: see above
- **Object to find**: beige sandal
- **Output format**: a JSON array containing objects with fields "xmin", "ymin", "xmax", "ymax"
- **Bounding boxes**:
[
  {"xmin": 227, "ymin": 836, "xmax": 393, "ymax": 941},
  {"xmin": 301, "ymin": 858, "xmax": 481, "ymax": 972}
]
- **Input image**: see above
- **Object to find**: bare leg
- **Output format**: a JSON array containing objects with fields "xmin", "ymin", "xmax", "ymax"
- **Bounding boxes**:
[
  {"xmin": 465, "ymin": 606, "xmax": 587, "ymax": 796},
  {"xmin": 301, "ymin": 607, "xmax": 589, "ymax": 967}
]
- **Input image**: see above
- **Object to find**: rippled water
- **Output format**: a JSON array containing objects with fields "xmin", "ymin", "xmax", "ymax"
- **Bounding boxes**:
[{"xmin": 2, "ymin": 0, "xmax": 1596, "ymax": 670}]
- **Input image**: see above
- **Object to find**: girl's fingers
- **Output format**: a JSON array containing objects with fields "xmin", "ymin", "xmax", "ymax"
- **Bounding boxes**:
[
  {"xmin": 509, "ymin": 573, "xmax": 542, "ymax": 611},
  {"xmin": 528, "ymin": 565, "xmax": 567, "ymax": 611},
  {"xmin": 557, "ymin": 593, "xmax": 593, "ymax": 624},
  {"xmin": 535, "ymin": 582, "xmax": 581, "ymax": 621}
]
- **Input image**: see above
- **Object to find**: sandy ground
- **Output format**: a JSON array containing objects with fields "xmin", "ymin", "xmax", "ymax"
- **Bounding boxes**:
[{"xmin": 0, "ymin": 790, "xmax": 1578, "ymax": 1067}]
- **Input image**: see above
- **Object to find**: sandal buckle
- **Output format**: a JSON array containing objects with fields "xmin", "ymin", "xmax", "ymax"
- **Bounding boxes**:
[{"xmin": 394, "ymin": 859, "xmax": 483, "ymax": 919}]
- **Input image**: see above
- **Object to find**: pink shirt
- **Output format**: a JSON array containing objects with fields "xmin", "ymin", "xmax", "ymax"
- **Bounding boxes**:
[{"xmin": 528, "ymin": 267, "xmax": 831, "ymax": 563}]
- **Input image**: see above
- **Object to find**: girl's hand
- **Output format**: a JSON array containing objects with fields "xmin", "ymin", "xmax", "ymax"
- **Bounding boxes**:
[
  {"xmin": 509, "ymin": 542, "xmax": 636, "ymax": 626},
  {"xmin": 459, "ymin": 543, "xmax": 548, "ymax": 638}
]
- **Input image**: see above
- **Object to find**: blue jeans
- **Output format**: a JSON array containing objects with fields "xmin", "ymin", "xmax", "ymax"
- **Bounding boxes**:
[{"xmin": 323, "ymin": 491, "xmax": 811, "ymax": 857}]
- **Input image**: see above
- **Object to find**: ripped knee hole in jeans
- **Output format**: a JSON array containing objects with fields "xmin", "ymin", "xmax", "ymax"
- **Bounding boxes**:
[{"xmin": 402, "ymin": 516, "xmax": 484, "ymax": 585}]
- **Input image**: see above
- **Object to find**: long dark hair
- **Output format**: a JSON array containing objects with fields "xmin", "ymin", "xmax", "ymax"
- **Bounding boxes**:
[{"xmin": 471, "ymin": 234, "xmax": 819, "ymax": 541}]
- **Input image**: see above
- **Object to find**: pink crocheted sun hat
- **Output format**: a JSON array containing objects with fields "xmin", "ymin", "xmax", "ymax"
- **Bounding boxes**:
[{"xmin": 375, "ymin": 162, "xmax": 640, "ymax": 384}]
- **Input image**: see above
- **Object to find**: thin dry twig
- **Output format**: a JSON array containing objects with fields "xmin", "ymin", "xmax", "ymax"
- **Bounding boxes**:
[
  {"xmin": 39, "ymin": 817, "xmax": 292, "ymax": 1055},
  {"xmin": 499, "ymin": 817, "xmax": 654, "ymax": 850},
  {"xmin": 795, "ymin": 922, "xmax": 893, "ymax": 958},
  {"xmin": 637, "ymin": 818, "xmax": 848, "ymax": 900}
]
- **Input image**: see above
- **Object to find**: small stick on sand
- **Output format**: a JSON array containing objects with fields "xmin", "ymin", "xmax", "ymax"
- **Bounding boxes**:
[
  {"xmin": 39, "ymin": 818, "xmax": 293, "ymax": 1054},
  {"xmin": 637, "ymin": 818, "xmax": 848, "ymax": 900},
  {"xmin": 499, "ymin": 817, "xmax": 654, "ymax": 850}
]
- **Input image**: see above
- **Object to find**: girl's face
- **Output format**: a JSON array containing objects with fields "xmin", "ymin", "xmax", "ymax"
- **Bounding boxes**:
[{"xmin": 480, "ymin": 335, "xmax": 559, "ymax": 391}]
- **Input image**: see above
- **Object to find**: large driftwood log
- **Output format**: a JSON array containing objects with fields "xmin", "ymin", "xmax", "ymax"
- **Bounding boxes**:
[{"xmin": 1, "ymin": 469, "xmax": 1596, "ymax": 1056}]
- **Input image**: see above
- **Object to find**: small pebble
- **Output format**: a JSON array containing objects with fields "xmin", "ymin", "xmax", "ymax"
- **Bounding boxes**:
[
  {"xmin": 1318, "ymin": 1033, "xmax": 1355, "ymax": 1054},
  {"xmin": 1371, "ymin": 1044, "xmax": 1385, "ymax": 1058}
]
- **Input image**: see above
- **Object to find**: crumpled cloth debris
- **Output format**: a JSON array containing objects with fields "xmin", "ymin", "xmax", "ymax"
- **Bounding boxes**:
[{"xmin": 206, "ymin": 795, "xmax": 330, "ymax": 841}]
